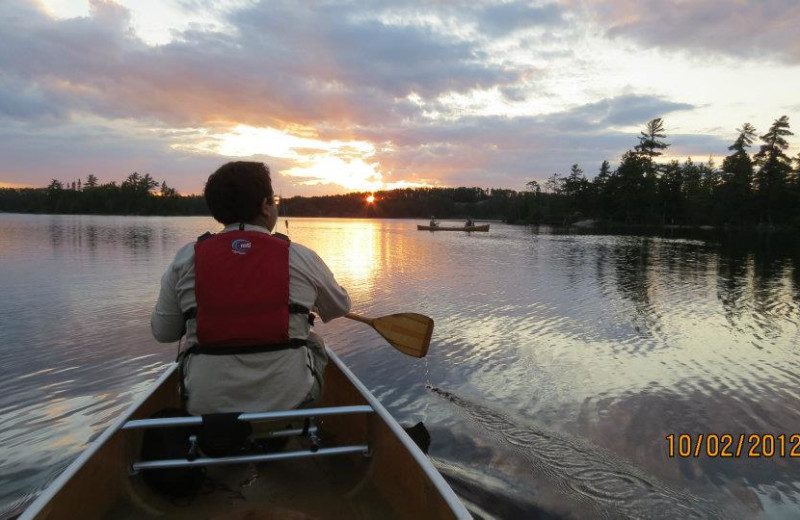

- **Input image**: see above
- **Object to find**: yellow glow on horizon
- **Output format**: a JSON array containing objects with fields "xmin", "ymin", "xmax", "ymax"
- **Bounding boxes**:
[
  {"xmin": 283, "ymin": 156, "xmax": 384, "ymax": 192},
  {"xmin": 172, "ymin": 123, "xmax": 436, "ymax": 193},
  {"xmin": 216, "ymin": 124, "xmax": 375, "ymax": 160},
  {"xmin": 366, "ymin": 194, "xmax": 376, "ymax": 203},
  {"xmin": 0, "ymin": 181, "xmax": 34, "ymax": 189}
]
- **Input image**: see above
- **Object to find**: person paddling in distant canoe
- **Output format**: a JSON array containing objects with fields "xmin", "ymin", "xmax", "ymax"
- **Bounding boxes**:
[
  {"xmin": 465, "ymin": 217, "xmax": 474, "ymax": 227},
  {"xmin": 151, "ymin": 161, "xmax": 351, "ymax": 416},
  {"xmin": 429, "ymin": 216, "xmax": 438, "ymax": 227}
]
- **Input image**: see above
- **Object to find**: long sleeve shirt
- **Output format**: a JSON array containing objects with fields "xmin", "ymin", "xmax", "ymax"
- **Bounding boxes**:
[{"xmin": 151, "ymin": 223, "xmax": 350, "ymax": 415}]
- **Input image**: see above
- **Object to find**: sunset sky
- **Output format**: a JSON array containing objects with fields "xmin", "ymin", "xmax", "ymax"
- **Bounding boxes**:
[{"xmin": 1, "ymin": 0, "xmax": 799, "ymax": 195}]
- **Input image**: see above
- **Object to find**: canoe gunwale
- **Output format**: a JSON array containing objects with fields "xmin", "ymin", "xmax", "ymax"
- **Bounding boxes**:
[
  {"xmin": 18, "ymin": 364, "xmax": 179, "ymax": 520},
  {"xmin": 327, "ymin": 349, "xmax": 471, "ymax": 519},
  {"xmin": 416, "ymin": 224, "xmax": 489, "ymax": 232}
]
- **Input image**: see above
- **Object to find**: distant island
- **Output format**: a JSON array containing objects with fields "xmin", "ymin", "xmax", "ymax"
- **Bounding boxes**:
[{"xmin": 2, "ymin": 117, "xmax": 798, "ymax": 228}]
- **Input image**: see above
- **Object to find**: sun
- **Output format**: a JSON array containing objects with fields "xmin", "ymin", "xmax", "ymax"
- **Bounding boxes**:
[{"xmin": 365, "ymin": 194, "xmax": 376, "ymax": 204}]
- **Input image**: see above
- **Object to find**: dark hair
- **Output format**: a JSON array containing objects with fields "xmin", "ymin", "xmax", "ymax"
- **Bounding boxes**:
[{"xmin": 204, "ymin": 162, "xmax": 273, "ymax": 225}]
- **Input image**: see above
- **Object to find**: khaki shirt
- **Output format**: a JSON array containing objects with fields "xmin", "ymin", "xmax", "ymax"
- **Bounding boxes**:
[{"xmin": 151, "ymin": 223, "xmax": 351, "ymax": 415}]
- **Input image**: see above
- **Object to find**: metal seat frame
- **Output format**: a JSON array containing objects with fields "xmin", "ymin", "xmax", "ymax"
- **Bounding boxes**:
[{"xmin": 123, "ymin": 405, "xmax": 374, "ymax": 473}]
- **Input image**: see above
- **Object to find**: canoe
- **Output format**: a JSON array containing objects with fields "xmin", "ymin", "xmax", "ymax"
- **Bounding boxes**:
[
  {"xmin": 417, "ymin": 225, "xmax": 489, "ymax": 232},
  {"xmin": 19, "ymin": 348, "xmax": 471, "ymax": 520}
]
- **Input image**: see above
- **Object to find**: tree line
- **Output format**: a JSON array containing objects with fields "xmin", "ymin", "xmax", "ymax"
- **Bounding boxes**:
[
  {"xmin": 0, "ymin": 172, "xmax": 510, "ymax": 219},
  {"xmin": 506, "ymin": 115, "xmax": 800, "ymax": 228},
  {"xmin": 0, "ymin": 172, "xmax": 206, "ymax": 215},
  {"xmin": 2, "ymin": 115, "xmax": 798, "ymax": 228}
]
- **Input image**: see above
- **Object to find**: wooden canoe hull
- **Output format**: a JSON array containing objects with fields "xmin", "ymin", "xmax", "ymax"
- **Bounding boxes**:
[
  {"xmin": 417, "ymin": 225, "xmax": 489, "ymax": 232},
  {"xmin": 20, "ymin": 349, "xmax": 470, "ymax": 520}
]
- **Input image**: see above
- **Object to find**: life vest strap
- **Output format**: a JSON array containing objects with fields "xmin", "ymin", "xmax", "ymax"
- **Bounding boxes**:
[
  {"xmin": 184, "ymin": 340, "xmax": 307, "ymax": 356},
  {"xmin": 288, "ymin": 303, "xmax": 311, "ymax": 315},
  {"xmin": 184, "ymin": 304, "xmax": 309, "ymax": 323}
]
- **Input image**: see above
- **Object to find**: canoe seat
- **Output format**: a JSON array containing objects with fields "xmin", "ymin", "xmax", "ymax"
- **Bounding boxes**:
[{"xmin": 123, "ymin": 405, "xmax": 374, "ymax": 474}]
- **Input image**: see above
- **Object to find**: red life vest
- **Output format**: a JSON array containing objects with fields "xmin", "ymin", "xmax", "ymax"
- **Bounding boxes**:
[{"xmin": 193, "ymin": 230, "xmax": 298, "ymax": 349}]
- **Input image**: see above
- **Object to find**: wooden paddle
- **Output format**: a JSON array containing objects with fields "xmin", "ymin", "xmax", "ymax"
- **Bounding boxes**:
[{"xmin": 345, "ymin": 312, "xmax": 433, "ymax": 358}]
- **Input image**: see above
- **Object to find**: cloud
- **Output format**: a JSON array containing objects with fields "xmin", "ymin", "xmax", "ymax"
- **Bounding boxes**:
[
  {"xmin": 549, "ymin": 94, "xmax": 695, "ymax": 129},
  {"xmin": 574, "ymin": 0, "xmax": 800, "ymax": 64},
  {"xmin": 0, "ymin": 0, "xmax": 753, "ymax": 194},
  {"xmin": 0, "ymin": 118, "xmax": 224, "ymax": 194},
  {"xmin": 361, "ymin": 96, "xmax": 715, "ymax": 187},
  {"xmin": 478, "ymin": 2, "xmax": 565, "ymax": 36},
  {"xmin": 0, "ymin": 75, "xmax": 66, "ymax": 121},
  {"xmin": 0, "ymin": 0, "xmax": 520, "ymax": 130}
]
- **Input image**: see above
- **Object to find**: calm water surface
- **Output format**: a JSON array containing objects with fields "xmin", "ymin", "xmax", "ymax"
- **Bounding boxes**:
[{"xmin": 1, "ymin": 214, "xmax": 800, "ymax": 519}]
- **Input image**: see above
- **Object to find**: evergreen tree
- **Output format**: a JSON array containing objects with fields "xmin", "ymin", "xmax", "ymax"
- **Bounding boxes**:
[
  {"xmin": 545, "ymin": 173, "xmax": 563, "ymax": 194},
  {"xmin": 612, "ymin": 150, "xmax": 655, "ymax": 223},
  {"xmin": 85, "ymin": 174, "xmax": 98, "ymax": 188},
  {"xmin": 754, "ymin": 116, "xmax": 793, "ymax": 224},
  {"xmin": 160, "ymin": 180, "xmax": 177, "ymax": 197},
  {"xmin": 681, "ymin": 158, "xmax": 704, "ymax": 224},
  {"xmin": 563, "ymin": 164, "xmax": 590, "ymax": 217},
  {"xmin": 123, "ymin": 172, "xmax": 142, "ymax": 189},
  {"xmin": 141, "ymin": 173, "xmax": 159, "ymax": 193},
  {"xmin": 657, "ymin": 160, "xmax": 683, "ymax": 224},
  {"xmin": 721, "ymin": 123, "xmax": 757, "ymax": 224},
  {"xmin": 635, "ymin": 118, "xmax": 670, "ymax": 175},
  {"xmin": 592, "ymin": 160, "xmax": 612, "ymax": 218},
  {"xmin": 596, "ymin": 160, "xmax": 611, "ymax": 184},
  {"xmin": 525, "ymin": 180, "xmax": 541, "ymax": 194}
]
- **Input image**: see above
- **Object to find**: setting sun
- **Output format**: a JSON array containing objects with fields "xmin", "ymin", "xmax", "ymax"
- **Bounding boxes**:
[{"xmin": 366, "ymin": 194, "xmax": 376, "ymax": 204}]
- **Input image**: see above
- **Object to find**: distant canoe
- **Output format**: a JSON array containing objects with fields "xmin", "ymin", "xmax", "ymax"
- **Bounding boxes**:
[{"xmin": 417, "ymin": 224, "xmax": 490, "ymax": 232}]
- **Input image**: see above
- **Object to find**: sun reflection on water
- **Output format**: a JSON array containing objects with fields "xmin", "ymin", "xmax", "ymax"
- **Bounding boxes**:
[{"xmin": 287, "ymin": 219, "xmax": 382, "ymax": 302}]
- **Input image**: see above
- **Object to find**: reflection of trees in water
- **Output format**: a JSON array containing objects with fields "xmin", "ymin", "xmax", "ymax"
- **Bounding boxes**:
[
  {"xmin": 557, "ymin": 236, "xmax": 588, "ymax": 288},
  {"xmin": 597, "ymin": 231, "xmax": 799, "ymax": 348},
  {"xmin": 611, "ymin": 237, "xmax": 653, "ymax": 307},
  {"xmin": 608, "ymin": 238, "xmax": 664, "ymax": 343},
  {"xmin": 121, "ymin": 226, "xmax": 153, "ymax": 252},
  {"xmin": 716, "ymin": 233, "xmax": 799, "ymax": 344},
  {"xmin": 715, "ymin": 240, "xmax": 751, "ymax": 325},
  {"xmin": 794, "ymin": 255, "xmax": 800, "ymax": 302},
  {"xmin": 48, "ymin": 220, "xmax": 63, "ymax": 248},
  {"xmin": 47, "ymin": 218, "xmax": 154, "ymax": 253}
]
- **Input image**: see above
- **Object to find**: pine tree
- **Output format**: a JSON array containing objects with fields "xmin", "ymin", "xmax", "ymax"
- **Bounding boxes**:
[
  {"xmin": 160, "ymin": 180, "xmax": 177, "ymax": 197},
  {"xmin": 545, "ymin": 173, "xmax": 563, "ymax": 194},
  {"xmin": 635, "ymin": 118, "xmax": 670, "ymax": 174},
  {"xmin": 141, "ymin": 173, "xmax": 158, "ymax": 193},
  {"xmin": 596, "ymin": 160, "xmax": 611, "ymax": 184},
  {"xmin": 658, "ymin": 160, "xmax": 683, "ymax": 224},
  {"xmin": 753, "ymin": 115, "xmax": 793, "ymax": 224},
  {"xmin": 721, "ymin": 123, "xmax": 757, "ymax": 225}
]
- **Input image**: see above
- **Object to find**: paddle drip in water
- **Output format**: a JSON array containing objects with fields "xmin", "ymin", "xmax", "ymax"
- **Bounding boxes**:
[{"xmin": 420, "ymin": 357, "xmax": 432, "ymax": 422}]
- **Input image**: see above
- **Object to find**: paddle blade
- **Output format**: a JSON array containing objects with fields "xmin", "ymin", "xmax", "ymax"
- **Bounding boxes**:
[{"xmin": 370, "ymin": 313, "xmax": 433, "ymax": 358}]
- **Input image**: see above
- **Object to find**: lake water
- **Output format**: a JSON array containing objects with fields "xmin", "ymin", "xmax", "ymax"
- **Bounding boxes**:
[{"xmin": 1, "ymin": 214, "xmax": 799, "ymax": 519}]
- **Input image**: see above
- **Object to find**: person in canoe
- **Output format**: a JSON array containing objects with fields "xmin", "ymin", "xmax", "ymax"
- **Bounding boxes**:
[
  {"xmin": 151, "ymin": 161, "xmax": 351, "ymax": 416},
  {"xmin": 429, "ymin": 216, "xmax": 438, "ymax": 227},
  {"xmin": 465, "ymin": 216, "xmax": 474, "ymax": 227}
]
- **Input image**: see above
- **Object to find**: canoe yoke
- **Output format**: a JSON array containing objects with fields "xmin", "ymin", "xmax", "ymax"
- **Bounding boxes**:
[{"xmin": 123, "ymin": 405, "xmax": 374, "ymax": 474}]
